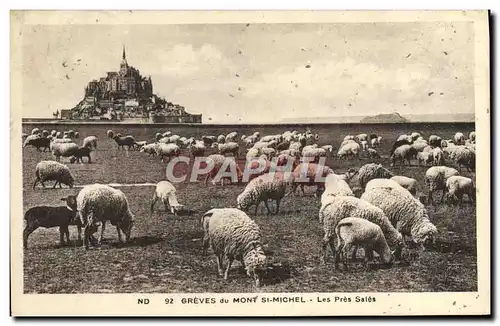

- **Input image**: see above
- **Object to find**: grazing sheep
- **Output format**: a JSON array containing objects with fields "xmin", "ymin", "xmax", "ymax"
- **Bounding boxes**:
[
  {"xmin": 390, "ymin": 176, "xmax": 418, "ymax": 196},
  {"xmin": 23, "ymin": 195, "xmax": 82, "ymax": 248},
  {"xmin": 390, "ymin": 139, "xmax": 413, "ymax": 156},
  {"xmin": 133, "ymin": 141, "xmax": 147, "ymax": 150},
  {"xmin": 201, "ymin": 208, "xmax": 267, "ymax": 286},
  {"xmin": 320, "ymin": 174, "xmax": 355, "ymax": 213},
  {"xmin": 416, "ymin": 152, "xmax": 433, "ymax": 166},
  {"xmin": 76, "ymin": 184, "xmax": 135, "ymax": 249},
  {"xmin": 23, "ymin": 135, "xmax": 51, "ymax": 152},
  {"xmin": 356, "ymin": 133, "xmax": 368, "ymax": 142},
  {"xmin": 319, "ymin": 196, "xmax": 403, "ymax": 262},
  {"xmin": 367, "ymin": 148, "xmax": 381, "ymax": 159},
  {"xmin": 225, "ymin": 131, "xmax": 238, "ymax": 143},
  {"xmin": 411, "ymin": 140, "xmax": 429, "ymax": 152},
  {"xmin": 290, "ymin": 162, "xmax": 334, "ymax": 196},
  {"xmin": 357, "ymin": 163, "xmax": 394, "ymax": 189},
  {"xmin": 302, "ymin": 147, "xmax": 327, "ymax": 162},
  {"xmin": 360, "ymin": 185, "xmax": 438, "ymax": 249},
  {"xmin": 139, "ymin": 143, "xmax": 157, "ymax": 156},
  {"xmin": 51, "ymin": 142, "xmax": 79, "ymax": 162},
  {"xmin": 452, "ymin": 146, "xmax": 475, "ymax": 172},
  {"xmin": 155, "ymin": 143, "xmax": 180, "ymax": 163},
  {"xmin": 68, "ymin": 146, "xmax": 92, "ymax": 164},
  {"xmin": 431, "ymin": 147, "xmax": 445, "ymax": 166},
  {"xmin": 33, "ymin": 160, "xmax": 75, "ymax": 190},
  {"xmin": 82, "ymin": 136, "xmax": 98, "ymax": 149},
  {"xmin": 202, "ymin": 135, "xmax": 217, "ymax": 146},
  {"xmin": 218, "ymin": 142, "xmax": 240, "ymax": 158},
  {"xmin": 424, "ymin": 166, "xmax": 460, "ymax": 204},
  {"xmin": 112, "ymin": 135, "xmax": 136, "ymax": 150},
  {"xmin": 150, "ymin": 181, "xmax": 184, "ymax": 216},
  {"xmin": 217, "ymin": 134, "xmax": 226, "ymax": 143},
  {"xmin": 445, "ymin": 176, "xmax": 476, "ymax": 205},
  {"xmin": 334, "ymin": 217, "xmax": 394, "ymax": 269},
  {"xmin": 337, "ymin": 142, "xmax": 361, "ymax": 160},
  {"xmin": 364, "ymin": 178, "xmax": 410, "ymax": 193},
  {"xmin": 237, "ymin": 172, "xmax": 291, "ymax": 215},
  {"xmin": 454, "ymin": 132, "xmax": 465, "ymax": 145},
  {"xmin": 390, "ymin": 144, "xmax": 416, "ymax": 166},
  {"xmin": 203, "ymin": 154, "xmax": 242, "ymax": 186}
]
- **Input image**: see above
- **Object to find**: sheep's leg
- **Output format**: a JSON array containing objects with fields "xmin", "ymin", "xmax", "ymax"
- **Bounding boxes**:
[
  {"xmin": 263, "ymin": 200, "xmax": 272, "ymax": 215},
  {"xmin": 162, "ymin": 199, "xmax": 170, "ymax": 214},
  {"xmin": 321, "ymin": 235, "xmax": 331, "ymax": 264},
  {"xmin": 32, "ymin": 178, "xmax": 39, "ymax": 190},
  {"xmin": 254, "ymin": 201, "xmax": 261, "ymax": 215},
  {"xmin": 440, "ymin": 189, "xmax": 447, "ymax": 204},
  {"xmin": 224, "ymin": 256, "xmax": 234, "ymax": 280},
  {"xmin": 343, "ymin": 244, "xmax": 353, "ymax": 271},
  {"xmin": 202, "ymin": 234, "xmax": 210, "ymax": 255},
  {"xmin": 77, "ymin": 225, "xmax": 82, "ymax": 241},
  {"xmin": 216, "ymin": 255, "xmax": 224, "ymax": 276},
  {"xmin": 98, "ymin": 221, "xmax": 106, "ymax": 246},
  {"xmin": 300, "ymin": 184, "xmax": 305, "ymax": 196},
  {"xmin": 58, "ymin": 226, "xmax": 68, "ymax": 245},
  {"xmin": 23, "ymin": 223, "xmax": 38, "ymax": 249},
  {"xmin": 87, "ymin": 154, "xmax": 92, "ymax": 164},
  {"xmin": 427, "ymin": 189, "xmax": 434, "ymax": 205},
  {"xmin": 150, "ymin": 193, "xmax": 158, "ymax": 216},
  {"xmin": 116, "ymin": 225, "xmax": 124, "ymax": 243},
  {"xmin": 52, "ymin": 181, "xmax": 59, "ymax": 189},
  {"xmin": 204, "ymin": 174, "xmax": 210, "ymax": 186},
  {"xmin": 334, "ymin": 238, "xmax": 343, "ymax": 269},
  {"xmin": 351, "ymin": 246, "xmax": 358, "ymax": 261},
  {"xmin": 83, "ymin": 225, "xmax": 91, "ymax": 250},
  {"xmin": 275, "ymin": 198, "xmax": 281, "ymax": 214}
]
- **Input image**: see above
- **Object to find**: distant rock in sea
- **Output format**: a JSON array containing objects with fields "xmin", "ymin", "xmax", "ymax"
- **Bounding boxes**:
[{"xmin": 359, "ymin": 112, "xmax": 409, "ymax": 123}]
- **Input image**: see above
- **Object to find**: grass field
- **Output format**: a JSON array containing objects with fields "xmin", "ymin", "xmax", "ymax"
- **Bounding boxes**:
[{"xmin": 21, "ymin": 122, "xmax": 477, "ymax": 293}]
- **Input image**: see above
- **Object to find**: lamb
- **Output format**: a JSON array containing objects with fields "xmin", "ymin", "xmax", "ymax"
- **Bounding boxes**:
[
  {"xmin": 23, "ymin": 195, "xmax": 83, "ymax": 248},
  {"xmin": 367, "ymin": 148, "xmax": 381, "ymax": 159},
  {"xmin": 189, "ymin": 141, "xmax": 206, "ymax": 158},
  {"xmin": 290, "ymin": 162, "xmax": 334, "ymax": 197},
  {"xmin": 390, "ymin": 144, "xmax": 416, "ymax": 166},
  {"xmin": 334, "ymin": 217, "xmax": 395, "ymax": 269},
  {"xmin": 416, "ymin": 152, "xmax": 433, "ymax": 166},
  {"xmin": 203, "ymin": 154, "xmax": 242, "ymax": 186},
  {"xmin": 155, "ymin": 143, "xmax": 180, "ymax": 163},
  {"xmin": 51, "ymin": 142, "xmax": 79, "ymax": 162},
  {"xmin": 357, "ymin": 163, "xmax": 394, "ymax": 189},
  {"xmin": 356, "ymin": 133, "xmax": 368, "ymax": 142},
  {"xmin": 218, "ymin": 142, "xmax": 239, "ymax": 158},
  {"xmin": 82, "ymin": 136, "xmax": 98, "ymax": 150},
  {"xmin": 445, "ymin": 176, "xmax": 476, "ymax": 205},
  {"xmin": 360, "ymin": 185, "xmax": 438, "ymax": 248},
  {"xmin": 33, "ymin": 161, "xmax": 75, "ymax": 190},
  {"xmin": 150, "ymin": 181, "xmax": 185, "ymax": 216},
  {"xmin": 431, "ymin": 147, "xmax": 445, "ymax": 166},
  {"xmin": 31, "ymin": 127, "xmax": 40, "ymax": 135},
  {"xmin": 201, "ymin": 208, "xmax": 267, "ymax": 286},
  {"xmin": 23, "ymin": 135, "xmax": 51, "ymax": 152},
  {"xmin": 424, "ymin": 166, "xmax": 460, "ymax": 204},
  {"xmin": 76, "ymin": 183, "xmax": 135, "ymax": 249},
  {"xmin": 390, "ymin": 176, "xmax": 418, "ymax": 196},
  {"xmin": 237, "ymin": 172, "xmax": 291, "ymax": 214},
  {"xmin": 68, "ymin": 146, "xmax": 92, "ymax": 164},
  {"xmin": 112, "ymin": 135, "xmax": 136, "ymax": 150},
  {"xmin": 319, "ymin": 196, "xmax": 403, "ymax": 262}
]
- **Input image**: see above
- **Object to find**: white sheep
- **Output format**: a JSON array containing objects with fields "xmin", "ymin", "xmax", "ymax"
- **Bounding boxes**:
[
  {"xmin": 320, "ymin": 174, "xmax": 355, "ymax": 213},
  {"xmin": 225, "ymin": 131, "xmax": 238, "ymax": 143},
  {"xmin": 82, "ymin": 136, "xmax": 98, "ymax": 150},
  {"xmin": 319, "ymin": 196, "xmax": 403, "ymax": 262},
  {"xmin": 367, "ymin": 148, "xmax": 381, "ymax": 159},
  {"xmin": 33, "ymin": 160, "xmax": 75, "ymax": 190},
  {"xmin": 411, "ymin": 140, "xmax": 428, "ymax": 152},
  {"xmin": 76, "ymin": 183, "xmax": 135, "ymax": 249},
  {"xmin": 246, "ymin": 148, "xmax": 260, "ymax": 161},
  {"xmin": 431, "ymin": 147, "xmax": 445, "ymax": 166},
  {"xmin": 155, "ymin": 143, "xmax": 180, "ymax": 162},
  {"xmin": 356, "ymin": 133, "xmax": 368, "ymax": 142},
  {"xmin": 424, "ymin": 166, "xmax": 459, "ymax": 205},
  {"xmin": 237, "ymin": 172, "xmax": 291, "ymax": 215},
  {"xmin": 51, "ymin": 142, "xmax": 80, "ymax": 162},
  {"xmin": 360, "ymin": 185, "xmax": 438, "ymax": 248},
  {"xmin": 416, "ymin": 152, "xmax": 433, "ymax": 166},
  {"xmin": 390, "ymin": 144, "xmax": 416, "ymax": 167},
  {"xmin": 302, "ymin": 147, "xmax": 327, "ymax": 162},
  {"xmin": 337, "ymin": 142, "xmax": 360, "ymax": 160},
  {"xmin": 201, "ymin": 208, "xmax": 267, "ymax": 286},
  {"xmin": 454, "ymin": 132, "xmax": 465, "ymax": 145},
  {"xmin": 321, "ymin": 145, "xmax": 333, "ymax": 153},
  {"xmin": 445, "ymin": 176, "xmax": 476, "ymax": 205},
  {"xmin": 360, "ymin": 140, "xmax": 369, "ymax": 152},
  {"xmin": 390, "ymin": 176, "xmax": 418, "ymax": 196},
  {"xmin": 150, "ymin": 181, "xmax": 184, "ymax": 216},
  {"xmin": 451, "ymin": 146, "xmax": 475, "ymax": 172},
  {"xmin": 139, "ymin": 143, "xmax": 157, "ymax": 156},
  {"xmin": 469, "ymin": 131, "xmax": 476, "ymax": 143},
  {"xmin": 334, "ymin": 217, "xmax": 395, "ymax": 269},
  {"xmin": 218, "ymin": 142, "xmax": 239, "ymax": 158},
  {"xmin": 357, "ymin": 163, "xmax": 394, "ymax": 189},
  {"xmin": 189, "ymin": 140, "xmax": 206, "ymax": 158},
  {"xmin": 217, "ymin": 134, "xmax": 226, "ymax": 143}
]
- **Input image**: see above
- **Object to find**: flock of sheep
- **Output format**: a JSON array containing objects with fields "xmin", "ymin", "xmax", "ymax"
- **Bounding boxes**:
[{"xmin": 22, "ymin": 125, "xmax": 476, "ymax": 287}]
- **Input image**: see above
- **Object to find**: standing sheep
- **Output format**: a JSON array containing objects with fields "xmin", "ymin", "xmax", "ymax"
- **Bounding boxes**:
[
  {"xmin": 77, "ymin": 184, "xmax": 135, "ymax": 249},
  {"xmin": 155, "ymin": 143, "xmax": 181, "ymax": 163},
  {"xmin": 218, "ymin": 142, "xmax": 240, "ymax": 158},
  {"xmin": 424, "ymin": 166, "xmax": 459, "ymax": 204},
  {"xmin": 23, "ymin": 195, "xmax": 82, "ymax": 248},
  {"xmin": 201, "ymin": 208, "xmax": 267, "ymax": 286},
  {"xmin": 416, "ymin": 152, "xmax": 433, "ymax": 166},
  {"xmin": 357, "ymin": 163, "xmax": 394, "ymax": 189},
  {"xmin": 23, "ymin": 135, "xmax": 51, "ymax": 152},
  {"xmin": 150, "ymin": 181, "xmax": 185, "ymax": 216},
  {"xmin": 290, "ymin": 162, "xmax": 334, "ymax": 197},
  {"xmin": 237, "ymin": 172, "xmax": 291, "ymax": 215},
  {"xmin": 112, "ymin": 135, "xmax": 136, "ymax": 150},
  {"xmin": 203, "ymin": 154, "xmax": 242, "ymax": 186},
  {"xmin": 335, "ymin": 217, "xmax": 395, "ymax": 270},
  {"xmin": 51, "ymin": 142, "xmax": 80, "ymax": 162},
  {"xmin": 33, "ymin": 161, "xmax": 75, "ymax": 190},
  {"xmin": 360, "ymin": 185, "xmax": 438, "ymax": 249},
  {"xmin": 431, "ymin": 147, "xmax": 445, "ymax": 166},
  {"xmin": 390, "ymin": 176, "xmax": 418, "ymax": 196},
  {"xmin": 82, "ymin": 136, "xmax": 98, "ymax": 150},
  {"xmin": 452, "ymin": 146, "xmax": 475, "ymax": 172},
  {"xmin": 390, "ymin": 144, "xmax": 416, "ymax": 167}
]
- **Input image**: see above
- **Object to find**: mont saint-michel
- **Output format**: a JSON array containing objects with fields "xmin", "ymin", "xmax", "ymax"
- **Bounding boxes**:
[{"xmin": 57, "ymin": 47, "xmax": 202, "ymax": 123}]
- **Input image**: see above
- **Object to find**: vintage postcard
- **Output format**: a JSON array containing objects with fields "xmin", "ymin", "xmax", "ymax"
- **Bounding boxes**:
[{"xmin": 10, "ymin": 10, "xmax": 490, "ymax": 316}]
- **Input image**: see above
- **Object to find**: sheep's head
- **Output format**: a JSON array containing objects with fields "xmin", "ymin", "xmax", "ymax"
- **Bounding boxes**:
[
  {"xmin": 61, "ymin": 195, "xmax": 78, "ymax": 211},
  {"xmin": 170, "ymin": 204, "xmax": 185, "ymax": 215},
  {"xmin": 120, "ymin": 218, "xmax": 134, "ymax": 242},
  {"xmin": 236, "ymin": 192, "xmax": 252, "ymax": 211},
  {"xmin": 244, "ymin": 244, "xmax": 267, "ymax": 287},
  {"xmin": 413, "ymin": 223, "xmax": 438, "ymax": 249}
]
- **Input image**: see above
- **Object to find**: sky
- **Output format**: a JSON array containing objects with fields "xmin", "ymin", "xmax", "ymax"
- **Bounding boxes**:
[{"xmin": 20, "ymin": 22, "xmax": 474, "ymax": 123}]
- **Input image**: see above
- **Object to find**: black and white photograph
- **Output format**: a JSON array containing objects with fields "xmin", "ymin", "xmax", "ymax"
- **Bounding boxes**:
[{"xmin": 10, "ymin": 10, "xmax": 490, "ymax": 316}]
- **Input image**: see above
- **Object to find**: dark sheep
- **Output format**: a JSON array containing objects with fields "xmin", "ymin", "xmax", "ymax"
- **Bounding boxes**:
[
  {"xmin": 112, "ymin": 135, "xmax": 136, "ymax": 150},
  {"xmin": 69, "ymin": 146, "xmax": 92, "ymax": 163},
  {"xmin": 369, "ymin": 133, "xmax": 378, "ymax": 140},
  {"xmin": 23, "ymin": 195, "xmax": 82, "ymax": 248},
  {"xmin": 389, "ymin": 139, "xmax": 412, "ymax": 155},
  {"xmin": 24, "ymin": 137, "xmax": 51, "ymax": 152}
]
